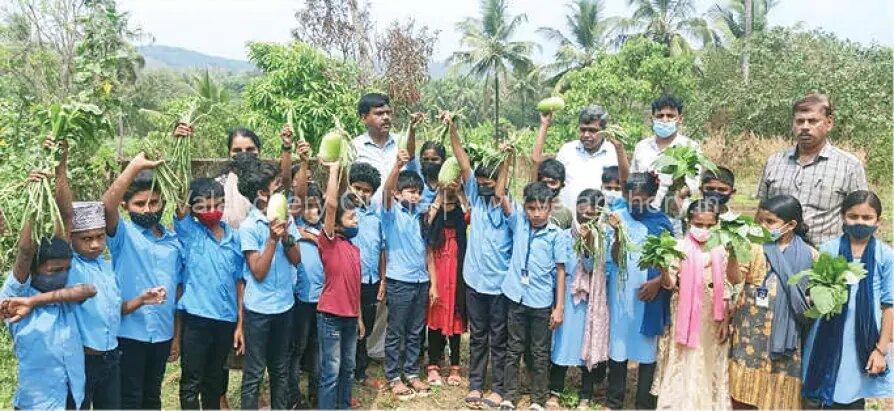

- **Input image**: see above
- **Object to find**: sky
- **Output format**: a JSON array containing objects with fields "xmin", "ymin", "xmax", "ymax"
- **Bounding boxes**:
[{"xmin": 118, "ymin": 0, "xmax": 893, "ymax": 63}]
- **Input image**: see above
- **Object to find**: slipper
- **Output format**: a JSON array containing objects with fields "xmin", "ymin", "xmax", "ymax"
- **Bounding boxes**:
[
  {"xmin": 465, "ymin": 390, "xmax": 484, "ymax": 409},
  {"xmin": 482, "ymin": 393, "xmax": 503, "ymax": 409},
  {"xmin": 408, "ymin": 377, "xmax": 432, "ymax": 397},
  {"xmin": 447, "ymin": 365, "xmax": 463, "ymax": 386},
  {"xmin": 389, "ymin": 380, "xmax": 415, "ymax": 402},
  {"xmin": 427, "ymin": 365, "xmax": 444, "ymax": 386}
]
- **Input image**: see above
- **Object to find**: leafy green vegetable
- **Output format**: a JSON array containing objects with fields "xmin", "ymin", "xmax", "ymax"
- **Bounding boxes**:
[
  {"xmin": 573, "ymin": 219, "xmax": 607, "ymax": 267},
  {"xmin": 652, "ymin": 145, "xmax": 718, "ymax": 183},
  {"xmin": 705, "ymin": 212, "xmax": 771, "ymax": 262},
  {"xmin": 788, "ymin": 252, "xmax": 867, "ymax": 319},
  {"xmin": 638, "ymin": 231, "xmax": 685, "ymax": 270}
]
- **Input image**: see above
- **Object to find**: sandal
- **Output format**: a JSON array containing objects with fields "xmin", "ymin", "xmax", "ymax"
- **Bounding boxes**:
[
  {"xmin": 408, "ymin": 377, "xmax": 431, "ymax": 397},
  {"xmin": 427, "ymin": 365, "xmax": 444, "ymax": 386},
  {"xmin": 545, "ymin": 395, "xmax": 561, "ymax": 410},
  {"xmin": 483, "ymin": 392, "xmax": 503, "ymax": 408},
  {"xmin": 465, "ymin": 390, "xmax": 484, "ymax": 409},
  {"xmin": 389, "ymin": 380, "xmax": 415, "ymax": 401},
  {"xmin": 447, "ymin": 365, "xmax": 463, "ymax": 386}
]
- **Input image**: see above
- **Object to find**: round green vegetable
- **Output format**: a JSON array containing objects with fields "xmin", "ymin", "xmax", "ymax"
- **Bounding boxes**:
[
  {"xmin": 267, "ymin": 192, "xmax": 289, "ymax": 222},
  {"xmin": 437, "ymin": 157, "xmax": 461, "ymax": 184},
  {"xmin": 536, "ymin": 96, "xmax": 565, "ymax": 113}
]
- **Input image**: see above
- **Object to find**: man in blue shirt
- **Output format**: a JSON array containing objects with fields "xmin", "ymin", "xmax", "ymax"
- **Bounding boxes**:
[
  {"xmin": 102, "ymin": 152, "xmax": 185, "ymax": 409},
  {"xmin": 174, "ymin": 177, "xmax": 244, "ymax": 409},
  {"xmin": 236, "ymin": 158, "xmax": 301, "ymax": 410}
]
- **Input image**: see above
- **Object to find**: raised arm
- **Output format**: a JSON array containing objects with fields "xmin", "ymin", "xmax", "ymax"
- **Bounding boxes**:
[
  {"xmin": 406, "ymin": 112, "xmax": 423, "ymax": 161},
  {"xmin": 531, "ymin": 112, "xmax": 552, "ymax": 181},
  {"xmin": 54, "ymin": 140, "xmax": 72, "ymax": 241},
  {"xmin": 426, "ymin": 188, "xmax": 445, "ymax": 225},
  {"xmin": 323, "ymin": 162, "xmax": 340, "ymax": 236},
  {"xmin": 444, "ymin": 113, "xmax": 472, "ymax": 182},
  {"xmin": 382, "ymin": 149, "xmax": 411, "ymax": 210},
  {"xmin": 102, "ymin": 153, "xmax": 163, "ymax": 236},
  {"xmin": 293, "ymin": 141, "xmax": 312, "ymax": 201},
  {"xmin": 279, "ymin": 125, "xmax": 294, "ymax": 197},
  {"xmin": 1, "ymin": 284, "xmax": 97, "ymax": 322},
  {"xmin": 609, "ymin": 138, "xmax": 630, "ymax": 185},
  {"xmin": 493, "ymin": 148, "xmax": 514, "ymax": 216}
]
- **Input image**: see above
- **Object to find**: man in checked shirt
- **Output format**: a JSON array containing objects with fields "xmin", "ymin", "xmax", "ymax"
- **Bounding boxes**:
[{"xmin": 757, "ymin": 93, "xmax": 868, "ymax": 245}]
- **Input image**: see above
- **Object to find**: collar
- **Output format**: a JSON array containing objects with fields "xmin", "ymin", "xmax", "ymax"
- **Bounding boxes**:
[
  {"xmin": 74, "ymin": 252, "xmax": 101, "ymax": 264},
  {"xmin": 359, "ymin": 132, "xmax": 395, "ymax": 149},
  {"xmin": 648, "ymin": 134, "xmax": 689, "ymax": 151},
  {"xmin": 137, "ymin": 222, "xmax": 174, "ymax": 241},
  {"xmin": 575, "ymin": 139, "xmax": 608, "ymax": 156},
  {"xmin": 198, "ymin": 218, "xmax": 234, "ymax": 242},
  {"xmin": 787, "ymin": 141, "xmax": 833, "ymax": 162},
  {"xmin": 528, "ymin": 221, "xmax": 559, "ymax": 237}
]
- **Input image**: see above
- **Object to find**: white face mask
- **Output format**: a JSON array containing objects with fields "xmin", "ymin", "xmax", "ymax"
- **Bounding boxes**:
[
  {"xmin": 689, "ymin": 226, "xmax": 711, "ymax": 243},
  {"xmin": 603, "ymin": 189, "xmax": 622, "ymax": 202}
]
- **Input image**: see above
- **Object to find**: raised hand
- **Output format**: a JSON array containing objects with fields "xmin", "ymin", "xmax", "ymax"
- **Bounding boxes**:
[
  {"xmin": 130, "ymin": 152, "xmax": 165, "ymax": 171},
  {"xmin": 173, "ymin": 122, "xmax": 193, "ymax": 138}
]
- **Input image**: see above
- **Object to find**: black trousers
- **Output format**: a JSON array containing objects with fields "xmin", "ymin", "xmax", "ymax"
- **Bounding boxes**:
[
  {"xmin": 466, "ymin": 288, "xmax": 508, "ymax": 395},
  {"xmin": 179, "ymin": 312, "xmax": 235, "ymax": 410},
  {"xmin": 606, "ymin": 359, "xmax": 656, "ymax": 409},
  {"xmin": 355, "ymin": 282, "xmax": 380, "ymax": 381},
  {"xmin": 84, "ymin": 349, "xmax": 122, "ymax": 409},
  {"xmin": 804, "ymin": 398, "xmax": 866, "ymax": 409},
  {"xmin": 118, "ymin": 337, "xmax": 172, "ymax": 410},
  {"xmin": 428, "ymin": 330, "xmax": 461, "ymax": 366},
  {"xmin": 503, "ymin": 298, "xmax": 551, "ymax": 405},
  {"xmin": 548, "ymin": 362, "xmax": 605, "ymax": 400},
  {"xmin": 240, "ymin": 308, "xmax": 294, "ymax": 410},
  {"xmin": 289, "ymin": 301, "xmax": 319, "ymax": 408}
]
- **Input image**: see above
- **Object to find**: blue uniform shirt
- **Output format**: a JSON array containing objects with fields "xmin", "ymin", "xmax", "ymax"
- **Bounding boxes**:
[
  {"xmin": 381, "ymin": 201, "xmax": 429, "ymax": 283},
  {"xmin": 463, "ymin": 177, "xmax": 513, "ymax": 295},
  {"xmin": 239, "ymin": 208, "xmax": 299, "ymax": 314},
  {"xmin": 2, "ymin": 274, "xmax": 86, "ymax": 409},
  {"xmin": 107, "ymin": 218, "xmax": 183, "ymax": 343},
  {"xmin": 294, "ymin": 228, "xmax": 325, "ymax": 303},
  {"xmin": 501, "ymin": 204, "xmax": 571, "ymax": 309},
  {"xmin": 175, "ymin": 215, "xmax": 243, "ymax": 323},
  {"xmin": 67, "ymin": 253, "xmax": 122, "ymax": 351},
  {"xmin": 351, "ymin": 205, "xmax": 384, "ymax": 285}
]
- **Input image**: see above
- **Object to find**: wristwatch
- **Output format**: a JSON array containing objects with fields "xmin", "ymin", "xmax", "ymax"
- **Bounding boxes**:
[{"xmin": 282, "ymin": 234, "xmax": 296, "ymax": 248}]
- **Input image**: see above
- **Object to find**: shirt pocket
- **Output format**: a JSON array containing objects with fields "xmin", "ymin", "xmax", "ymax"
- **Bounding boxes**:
[{"xmin": 804, "ymin": 176, "xmax": 841, "ymax": 210}]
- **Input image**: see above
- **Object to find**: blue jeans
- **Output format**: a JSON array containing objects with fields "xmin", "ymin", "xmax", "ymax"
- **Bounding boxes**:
[
  {"xmin": 384, "ymin": 279, "xmax": 429, "ymax": 381},
  {"xmin": 317, "ymin": 312, "xmax": 359, "ymax": 409}
]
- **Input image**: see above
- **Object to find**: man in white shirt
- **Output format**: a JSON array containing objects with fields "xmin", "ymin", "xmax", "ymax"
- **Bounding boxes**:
[{"xmin": 631, "ymin": 95, "xmax": 702, "ymax": 217}]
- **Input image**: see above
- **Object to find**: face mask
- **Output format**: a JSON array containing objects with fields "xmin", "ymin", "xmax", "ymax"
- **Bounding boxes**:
[
  {"xmin": 421, "ymin": 162, "xmax": 442, "ymax": 181},
  {"xmin": 843, "ymin": 223, "xmax": 877, "ymax": 240},
  {"xmin": 303, "ymin": 208, "xmax": 322, "ymax": 226},
  {"xmin": 653, "ymin": 120, "xmax": 677, "ymax": 139},
  {"xmin": 769, "ymin": 227, "xmax": 787, "ymax": 242},
  {"xmin": 689, "ymin": 226, "xmax": 711, "ymax": 243},
  {"xmin": 341, "ymin": 226, "xmax": 359, "ymax": 239},
  {"xmin": 130, "ymin": 211, "xmax": 162, "ymax": 229},
  {"xmin": 32, "ymin": 271, "xmax": 69, "ymax": 293},
  {"xmin": 195, "ymin": 210, "xmax": 223, "ymax": 227},
  {"xmin": 702, "ymin": 190, "xmax": 731, "ymax": 206},
  {"xmin": 400, "ymin": 200, "xmax": 414, "ymax": 211},
  {"xmin": 478, "ymin": 185, "xmax": 495, "ymax": 198},
  {"xmin": 603, "ymin": 190, "xmax": 622, "ymax": 203}
]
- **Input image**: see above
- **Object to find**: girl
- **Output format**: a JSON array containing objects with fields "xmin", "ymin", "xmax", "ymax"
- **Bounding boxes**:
[
  {"xmin": 728, "ymin": 195, "xmax": 815, "ymax": 409},
  {"xmin": 418, "ymin": 140, "xmax": 446, "ymax": 210},
  {"xmin": 424, "ymin": 182, "xmax": 470, "ymax": 387},
  {"xmin": 801, "ymin": 190, "xmax": 893, "ymax": 409},
  {"xmin": 652, "ymin": 199, "xmax": 740, "ymax": 410},
  {"xmin": 548, "ymin": 189, "xmax": 608, "ymax": 410}
]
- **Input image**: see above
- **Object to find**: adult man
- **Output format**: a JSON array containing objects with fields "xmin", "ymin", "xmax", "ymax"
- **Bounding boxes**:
[{"xmin": 757, "ymin": 93, "xmax": 867, "ymax": 245}]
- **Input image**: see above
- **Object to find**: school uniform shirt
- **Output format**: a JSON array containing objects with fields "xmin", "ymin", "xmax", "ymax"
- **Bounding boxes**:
[
  {"xmin": 501, "ymin": 204, "xmax": 572, "ymax": 309},
  {"xmin": 317, "ymin": 231, "xmax": 362, "ymax": 317},
  {"xmin": 239, "ymin": 208, "xmax": 300, "ymax": 315},
  {"xmin": 555, "ymin": 139, "xmax": 619, "ymax": 214},
  {"xmin": 1, "ymin": 274, "xmax": 86, "ymax": 409},
  {"xmin": 462, "ymin": 176, "xmax": 514, "ymax": 295},
  {"xmin": 108, "ymin": 218, "xmax": 184, "ymax": 343},
  {"xmin": 380, "ymin": 201, "xmax": 429, "ymax": 283},
  {"xmin": 174, "ymin": 215, "xmax": 243, "ymax": 323},
  {"xmin": 550, "ymin": 232, "xmax": 587, "ymax": 366},
  {"xmin": 67, "ymin": 253, "xmax": 123, "ymax": 351},
  {"xmin": 294, "ymin": 224, "xmax": 325, "ymax": 304},
  {"xmin": 801, "ymin": 236, "xmax": 894, "ymax": 404},
  {"xmin": 631, "ymin": 134, "xmax": 701, "ymax": 211},
  {"xmin": 351, "ymin": 204, "xmax": 385, "ymax": 285}
]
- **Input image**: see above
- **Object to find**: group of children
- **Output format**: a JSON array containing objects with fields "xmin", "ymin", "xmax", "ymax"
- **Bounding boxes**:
[{"xmin": 0, "ymin": 92, "xmax": 891, "ymax": 411}]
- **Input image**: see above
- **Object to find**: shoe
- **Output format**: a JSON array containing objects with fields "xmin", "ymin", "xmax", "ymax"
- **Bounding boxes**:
[
  {"xmin": 528, "ymin": 403, "xmax": 545, "ymax": 411},
  {"xmin": 500, "ymin": 400, "xmax": 516, "ymax": 410}
]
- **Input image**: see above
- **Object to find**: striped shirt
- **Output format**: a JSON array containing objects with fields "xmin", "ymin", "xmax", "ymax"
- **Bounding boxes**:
[{"xmin": 756, "ymin": 142, "xmax": 867, "ymax": 245}]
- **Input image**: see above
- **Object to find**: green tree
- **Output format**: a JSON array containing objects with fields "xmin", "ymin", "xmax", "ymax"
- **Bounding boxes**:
[
  {"xmin": 452, "ymin": 0, "xmax": 535, "ymax": 139},
  {"xmin": 615, "ymin": 0, "xmax": 717, "ymax": 56},
  {"xmin": 709, "ymin": 0, "xmax": 776, "ymax": 42},
  {"xmin": 507, "ymin": 64, "xmax": 546, "ymax": 126},
  {"xmin": 537, "ymin": 0, "xmax": 615, "ymax": 84}
]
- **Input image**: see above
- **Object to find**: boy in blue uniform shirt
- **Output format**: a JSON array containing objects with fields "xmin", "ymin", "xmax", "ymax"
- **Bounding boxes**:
[
  {"xmin": 494, "ymin": 152, "xmax": 570, "ymax": 409},
  {"xmin": 102, "ymin": 151, "xmax": 185, "ymax": 409},
  {"xmin": 381, "ymin": 149, "xmax": 434, "ymax": 400},
  {"xmin": 236, "ymin": 157, "xmax": 301, "ymax": 410},
  {"xmin": 174, "ymin": 177, "xmax": 244, "ymax": 409}
]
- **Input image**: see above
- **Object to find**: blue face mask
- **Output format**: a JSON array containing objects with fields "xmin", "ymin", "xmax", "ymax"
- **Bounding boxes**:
[
  {"xmin": 341, "ymin": 226, "xmax": 359, "ymax": 239},
  {"xmin": 653, "ymin": 120, "xmax": 677, "ymax": 139},
  {"xmin": 32, "ymin": 271, "xmax": 69, "ymax": 293},
  {"xmin": 843, "ymin": 223, "xmax": 877, "ymax": 240},
  {"xmin": 769, "ymin": 227, "xmax": 786, "ymax": 242}
]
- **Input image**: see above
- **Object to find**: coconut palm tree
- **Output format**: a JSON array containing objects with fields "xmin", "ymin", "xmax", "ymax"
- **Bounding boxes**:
[
  {"xmin": 709, "ymin": 0, "xmax": 776, "ymax": 42},
  {"xmin": 508, "ymin": 64, "xmax": 545, "ymax": 123},
  {"xmin": 614, "ymin": 0, "xmax": 717, "ymax": 56},
  {"xmin": 537, "ymin": 0, "xmax": 615, "ymax": 84},
  {"xmin": 452, "ymin": 0, "xmax": 535, "ymax": 138}
]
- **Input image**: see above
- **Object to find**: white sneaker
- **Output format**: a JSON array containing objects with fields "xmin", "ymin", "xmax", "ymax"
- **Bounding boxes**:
[{"xmin": 529, "ymin": 403, "xmax": 545, "ymax": 411}]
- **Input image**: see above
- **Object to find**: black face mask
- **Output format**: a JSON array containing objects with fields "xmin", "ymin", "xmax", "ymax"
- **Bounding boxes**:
[
  {"xmin": 422, "ymin": 162, "xmax": 442, "ymax": 181},
  {"xmin": 32, "ymin": 271, "xmax": 69, "ymax": 292},
  {"xmin": 478, "ymin": 185, "xmax": 496, "ymax": 198},
  {"xmin": 703, "ymin": 190, "xmax": 731, "ymax": 206},
  {"xmin": 129, "ymin": 211, "xmax": 162, "ymax": 229}
]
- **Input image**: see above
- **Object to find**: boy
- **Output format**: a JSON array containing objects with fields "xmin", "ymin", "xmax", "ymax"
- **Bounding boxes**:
[
  {"xmin": 102, "ymin": 152, "xmax": 184, "ymax": 409},
  {"xmin": 237, "ymin": 157, "xmax": 301, "ymax": 409},
  {"xmin": 381, "ymin": 148, "xmax": 434, "ymax": 400},
  {"xmin": 444, "ymin": 113, "xmax": 513, "ymax": 407},
  {"xmin": 700, "ymin": 166, "xmax": 736, "ymax": 207},
  {"xmin": 348, "ymin": 161, "xmax": 386, "ymax": 388},
  {"xmin": 536, "ymin": 159, "xmax": 572, "ymax": 229},
  {"xmin": 495, "ymin": 152, "xmax": 570, "ymax": 410},
  {"xmin": 174, "ymin": 177, "xmax": 244, "ymax": 409}
]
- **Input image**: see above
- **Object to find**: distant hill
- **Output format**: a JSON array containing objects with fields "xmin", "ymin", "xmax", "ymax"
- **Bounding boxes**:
[{"xmin": 138, "ymin": 45, "xmax": 255, "ymax": 73}]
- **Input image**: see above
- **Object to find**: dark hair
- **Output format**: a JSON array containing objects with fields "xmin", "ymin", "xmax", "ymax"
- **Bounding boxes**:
[
  {"xmin": 474, "ymin": 163, "xmax": 499, "ymax": 179},
  {"xmin": 336, "ymin": 192, "xmax": 361, "ymax": 228},
  {"xmin": 702, "ymin": 166, "xmax": 735, "ymax": 188},
  {"xmin": 420, "ymin": 141, "xmax": 447, "ymax": 162},
  {"xmin": 579, "ymin": 105, "xmax": 608, "ymax": 129},
  {"xmin": 841, "ymin": 190, "xmax": 882, "ymax": 217},
  {"xmin": 124, "ymin": 170, "xmax": 160, "ymax": 202},
  {"xmin": 601, "ymin": 166, "xmax": 620, "ymax": 184},
  {"xmin": 32, "ymin": 236, "xmax": 73, "ymax": 272},
  {"xmin": 396, "ymin": 170, "xmax": 423, "ymax": 192},
  {"xmin": 651, "ymin": 94, "xmax": 683, "ymax": 115},
  {"xmin": 188, "ymin": 177, "xmax": 224, "ymax": 205},
  {"xmin": 357, "ymin": 93, "xmax": 390, "ymax": 116},
  {"xmin": 349, "ymin": 162, "xmax": 381, "ymax": 192},
  {"xmin": 537, "ymin": 158, "xmax": 566, "ymax": 184},
  {"xmin": 576, "ymin": 188, "xmax": 605, "ymax": 210},
  {"xmin": 686, "ymin": 198, "xmax": 726, "ymax": 221},
  {"xmin": 793, "ymin": 92, "xmax": 833, "ymax": 117},
  {"xmin": 236, "ymin": 161, "xmax": 279, "ymax": 203},
  {"xmin": 523, "ymin": 181, "xmax": 554, "ymax": 204},
  {"xmin": 624, "ymin": 172, "xmax": 660, "ymax": 197},
  {"xmin": 305, "ymin": 182, "xmax": 323, "ymax": 206},
  {"xmin": 759, "ymin": 195, "xmax": 809, "ymax": 240},
  {"xmin": 227, "ymin": 128, "xmax": 261, "ymax": 151}
]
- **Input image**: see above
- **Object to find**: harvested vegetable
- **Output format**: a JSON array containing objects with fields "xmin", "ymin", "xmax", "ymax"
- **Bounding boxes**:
[
  {"xmin": 788, "ymin": 252, "xmax": 867, "ymax": 319},
  {"xmin": 437, "ymin": 156, "xmax": 461, "ymax": 184},
  {"xmin": 573, "ymin": 219, "xmax": 607, "ymax": 266},
  {"xmin": 705, "ymin": 212, "xmax": 771, "ymax": 262},
  {"xmin": 536, "ymin": 96, "xmax": 565, "ymax": 114},
  {"xmin": 638, "ymin": 231, "xmax": 685, "ymax": 270},
  {"xmin": 652, "ymin": 145, "xmax": 718, "ymax": 184},
  {"xmin": 613, "ymin": 216, "xmax": 635, "ymax": 282},
  {"xmin": 267, "ymin": 192, "xmax": 289, "ymax": 222}
]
